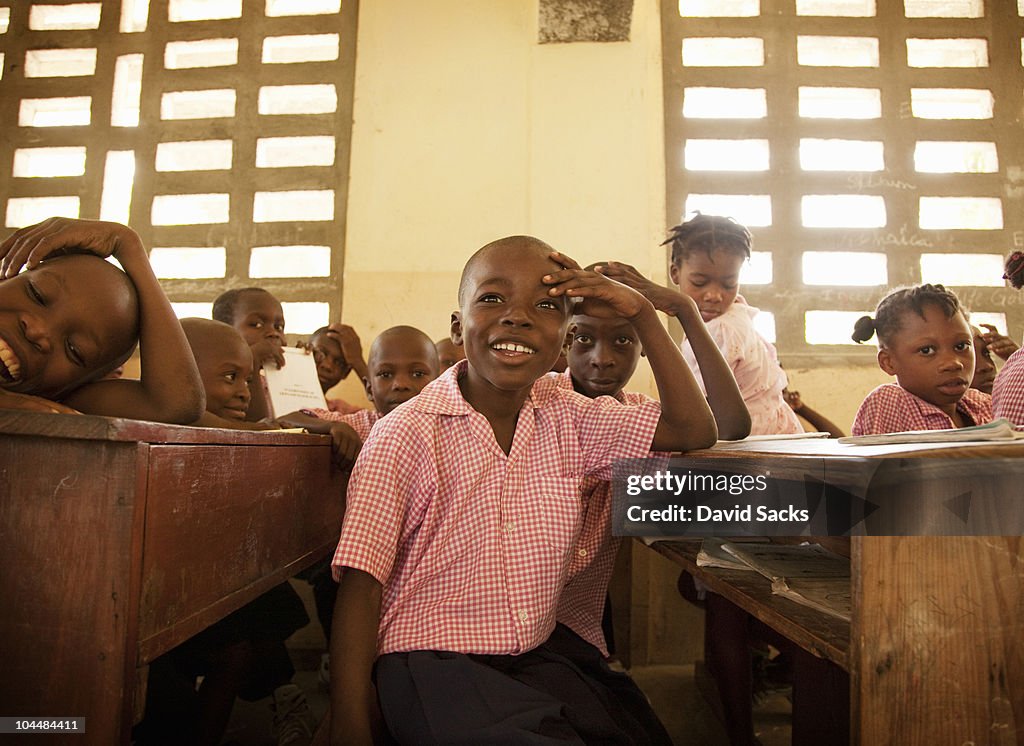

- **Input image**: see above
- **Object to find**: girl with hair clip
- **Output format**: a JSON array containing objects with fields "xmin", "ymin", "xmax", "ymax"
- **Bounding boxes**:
[
  {"xmin": 992, "ymin": 252, "xmax": 1024, "ymax": 426},
  {"xmin": 603, "ymin": 213, "xmax": 802, "ymax": 436},
  {"xmin": 851, "ymin": 283, "xmax": 992, "ymax": 435}
]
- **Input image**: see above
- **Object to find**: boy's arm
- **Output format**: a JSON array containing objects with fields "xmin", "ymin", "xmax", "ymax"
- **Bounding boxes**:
[
  {"xmin": 2, "ymin": 218, "xmax": 205, "ymax": 424},
  {"xmin": 0, "ymin": 389, "xmax": 79, "ymax": 414},
  {"xmin": 330, "ymin": 567, "xmax": 386, "ymax": 746},
  {"xmin": 192, "ymin": 410, "xmax": 278, "ymax": 430},
  {"xmin": 329, "ymin": 324, "xmax": 369, "ymax": 382},
  {"xmin": 600, "ymin": 261, "xmax": 750, "ymax": 440},
  {"xmin": 784, "ymin": 390, "xmax": 844, "ymax": 437},
  {"xmin": 545, "ymin": 257, "xmax": 717, "ymax": 451}
]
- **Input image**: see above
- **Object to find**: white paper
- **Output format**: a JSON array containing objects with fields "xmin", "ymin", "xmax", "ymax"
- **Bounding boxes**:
[{"xmin": 263, "ymin": 347, "xmax": 327, "ymax": 418}]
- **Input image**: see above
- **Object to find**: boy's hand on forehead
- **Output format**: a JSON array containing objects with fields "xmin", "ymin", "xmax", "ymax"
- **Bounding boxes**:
[
  {"xmin": 0, "ymin": 216, "xmax": 142, "ymax": 279},
  {"xmin": 325, "ymin": 323, "xmax": 363, "ymax": 362},
  {"xmin": 251, "ymin": 338, "xmax": 287, "ymax": 368},
  {"xmin": 543, "ymin": 260, "xmax": 654, "ymax": 321}
]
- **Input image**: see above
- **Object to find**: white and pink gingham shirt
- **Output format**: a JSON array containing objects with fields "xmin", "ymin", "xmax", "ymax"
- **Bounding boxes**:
[
  {"xmin": 552, "ymin": 370, "xmax": 661, "ymax": 656},
  {"xmin": 851, "ymin": 383, "xmax": 993, "ymax": 436},
  {"xmin": 301, "ymin": 406, "xmax": 380, "ymax": 442},
  {"xmin": 331, "ymin": 361, "xmax": 661, "ymax": 656},
  {"xmin": 682, "ymin": 297, "xmax": 803, "ymax": 436},
  {"xmin": 992, "ymin": 348, "xmax": 1024, "ymax": 427}
]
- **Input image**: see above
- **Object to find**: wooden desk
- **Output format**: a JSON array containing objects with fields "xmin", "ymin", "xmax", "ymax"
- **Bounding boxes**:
[
  {"xmin": 0, "ymin": 412, "xmax": 346, "ymax": 745},
  {"xmin": 647, "ymin": 438, "xmax": 1024, "ymax": 746}
]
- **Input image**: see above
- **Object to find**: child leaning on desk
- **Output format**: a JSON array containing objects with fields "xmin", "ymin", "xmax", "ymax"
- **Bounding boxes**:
[
  {"xmin": 328, "ymin": 236, "xmax": 717, "ymax": 745},
  {"xmin": 850, "ymin": 283, "xmax": 992, "ymax": 435},
  {"xmin": 0, "ymin": 217, "xmax": 204, "ymax": 423}
]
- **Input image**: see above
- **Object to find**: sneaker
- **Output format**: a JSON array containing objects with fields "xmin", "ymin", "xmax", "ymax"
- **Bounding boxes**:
[
  {"xmin": 318, "ymin": 653, "xmax": 330, "ymax": 690},
  {"xmin": 271, "ymin": 683, "xmax": 316, "ymax": 746}
]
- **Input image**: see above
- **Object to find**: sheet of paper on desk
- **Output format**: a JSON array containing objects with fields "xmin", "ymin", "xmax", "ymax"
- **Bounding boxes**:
[
  {"xmin": 263, "ymin": 347, "xmax": 327, "ymax": 418},
  {"xmin": 837, "ymin": 417, "xmax": 1024, "ymax": 445},
  {"xmin": 721, "ymin": 542, "xmax": 851, "ymax": 621},
  {"xmin": 718, "ymin": 431, "xmax": 831, "ymax": 443}
]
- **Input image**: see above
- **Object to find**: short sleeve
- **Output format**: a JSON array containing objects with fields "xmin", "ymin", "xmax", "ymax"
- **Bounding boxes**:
[
  {"xmin": 573, "ymin": 394, "xmax": 662, "ymax": 480},
  {"xmin": 331, "ymin": 414, "xmax": 427, "ymax": 582}
]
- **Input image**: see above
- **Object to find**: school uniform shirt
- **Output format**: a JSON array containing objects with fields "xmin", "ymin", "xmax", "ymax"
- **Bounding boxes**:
[
  {"xmin": 552, "ymin": 369, "xmax": 662, "ymax": 657},
  {"xmin": 301, "ymin": 406, "xmax": 380, "ymax": 441},
  {"xmin": 331, "ymin": 360, "xmax": 661, "ymax": 656},
  {"xmin": 851, "ymin": 383, "xmax": 993, "ymax": 436},
  {"xmin": 682, "ymin": 296, "xmax": 803, "ymax": 436},
  {"xmin": 992, "ymin": 347, "xmax": 1024, "ymax": 427}
]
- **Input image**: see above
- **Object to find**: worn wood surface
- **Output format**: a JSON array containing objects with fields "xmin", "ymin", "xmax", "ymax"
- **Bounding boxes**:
[
  {"xmin": 0, "ymin": 412, "xmax": 346, "ymax": 745},
  {"xmin": 650, "ymin": 539, "xmax": 850, "ymax": 670}
]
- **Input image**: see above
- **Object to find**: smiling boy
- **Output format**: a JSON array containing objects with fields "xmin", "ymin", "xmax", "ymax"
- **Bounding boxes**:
[{"xmin": 328, "ymin": 236, "xmax": 716, "ymax": 745}]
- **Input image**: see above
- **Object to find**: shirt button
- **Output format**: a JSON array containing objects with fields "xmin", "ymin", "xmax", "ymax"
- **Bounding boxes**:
[
  {"xmin": 577, "ymin": 548, "xmax": 588, "ymax": 558},
  {"xmin": 504, "ymin": 521, "xmax": 515, "ymax": 532},
  {"xmin": 517, "ymin": 610, "xmax": 528, "ymax": 622}
]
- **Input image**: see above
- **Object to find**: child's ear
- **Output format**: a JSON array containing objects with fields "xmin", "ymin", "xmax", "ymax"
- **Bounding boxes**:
[
  {"xmin": 669, "ymin": 262, "xmax": 681, "ymax": 287},
  {"xmin": 563, "ymin": 328, "xmax": 574, "ymax": 352},
  {"xmin": 450, "ymin": 311, "xmax": 463, "ymax": 346},
  {"xmin": 363, "ymin": 376, "xmax": 373, "ymax": 402},
  {"xmin": 877, "ymin": 347, "xmax": 897, "ymax": 376}
]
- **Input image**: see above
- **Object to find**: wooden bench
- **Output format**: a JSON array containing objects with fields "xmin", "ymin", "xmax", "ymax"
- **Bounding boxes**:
[
  {"xmin": 0, "ymin": 411, "xmax": 346, "ymax": 745},
  {"xmin": 642, "ymin": 437, "xmax": 1024, "ymax": 744}
]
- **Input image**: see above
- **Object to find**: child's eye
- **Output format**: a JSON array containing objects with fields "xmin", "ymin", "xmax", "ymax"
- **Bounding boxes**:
[
  {"xmin": 251, "ymin": 321, "xmax": 263, "ymax": 328},
  {"xmin": 537, "ymin": 299, "xmax": 559, "ymax": 310},
  {"xmin": 377, "ymin": 371, "xmax": 392, "ymax": 378},
  {"xmin": 918, "ymin": 345, "xmax": 935, "ymax": 355},
  {"xmin": 65, "ymin": 340, "xmax": 85, "ymax": 367},
  {"xmin": 574, "ymin": 334, "xmax": 594, "ymax": 345},
  {"xmin": 479, "ymin": 293, "xmax": 502, "ymax": 304},
  {"xmin": 690, "ymin": 280, "xmax": 706, "ymax": 288},
  {"xmin": 412, "ymin": 370, "xmax": 426, "ymax": 378},
  {"xmin": 954, "ymin": 341, "xmax": 971, "ymax": 352},
  {"xmin": 615, "ymin": 336, "xmax": 634, "ymax": 346},
  {"xmin": 27, "ymin": 281, "xmax": 45, "ymax": 305},
  {"xmin": 275, "ymin": 323, "xmax": 285, "ymax": 332}
]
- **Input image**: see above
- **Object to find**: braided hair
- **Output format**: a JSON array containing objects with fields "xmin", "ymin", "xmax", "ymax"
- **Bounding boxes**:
[
  {"xmin": 852, "ymin": 284, "xmax": 966, "ymax": 347},
  {"xmin": 661, "ymin": 213, "xmax": 752, "ymax": 266},
  {"xmin": 1003, "ymin": 251, "xmax": 1024, "ymax": 290}
]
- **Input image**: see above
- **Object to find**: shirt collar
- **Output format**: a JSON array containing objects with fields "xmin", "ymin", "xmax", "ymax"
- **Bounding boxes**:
[{"xmin": 413, "ymin": 359, "xmax": 563, "ymax": 416}]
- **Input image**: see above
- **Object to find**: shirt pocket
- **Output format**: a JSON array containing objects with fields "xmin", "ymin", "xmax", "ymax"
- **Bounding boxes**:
[{"xmin": 527, "ymin": 475, "xmax": 583, "ymax": 557}]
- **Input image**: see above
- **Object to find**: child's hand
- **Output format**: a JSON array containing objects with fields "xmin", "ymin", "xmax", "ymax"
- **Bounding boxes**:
[
  {"xmin": 598, "ymin": 261, "xmax": 689, "ymax": 317},
  {"xmin": 326, "ymin": 323, "xmax": 364, "ymax": 366},
  {"xmin": 783, "ymin": 388, "xmax": 804, "ymax": 412},
  {"xmin": 980, "ymin": 324, "xmax": 1019, "ymax": 360},
  {"xmin": 329, "ymin": 422, "xmax": 362, "ymax": 469},
  {"xmin": 251, "ymin": 339, "xmax": 286, "ymax": 369},
  {"xmin": 0, "ymin": 217, "xmax": 141, "ymax": 279},
  {"xmin": 0, "ymin": 389, "xmax": 80, "ymax": 414},
  {"xmin": 543, "ymin": 253, "xmax": 654, "ymax": 321}
]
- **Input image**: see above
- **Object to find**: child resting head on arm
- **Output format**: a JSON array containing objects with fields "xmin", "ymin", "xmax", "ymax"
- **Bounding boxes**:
[
  {"xmin": 851, "ymin": 283, "xmax": 991, "ymax": 435},
  {"xmin": 0, "ymin": 217, "xmax": 204, "ymax": 423}
]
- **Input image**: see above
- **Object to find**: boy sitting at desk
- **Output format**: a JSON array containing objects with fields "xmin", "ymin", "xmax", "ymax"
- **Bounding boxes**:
[
  {"xmin": 0, "ymin": 217, "xmax": 203, "ymax": 423},
  {"xmin": 302, "ymin": 323, "xmax": 371, "ymax": 414},
  {"xmin": 329, "ymin": 236, "xmax": 718, "ymax": 744}
]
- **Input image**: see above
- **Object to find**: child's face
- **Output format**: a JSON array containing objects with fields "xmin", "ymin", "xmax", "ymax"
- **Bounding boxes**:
[
  {"xmin": 970, "ymin": 326, "xmax": 997, "ymax": 394},
  {"xmin": 233, "ymin": 291, "xmax": 285, "ymax": 347},
  {"xmin": 309, "ymin": 332, "xmax": 351, "ymax": 391},
  {"xmin": 435, "ymin": 338, "xmax": 465, "ymax": 369},
  {"xmin": 878, "ymin": 304, "xmax": 975, "ymax": 409},
  {"xmin": 364, "ymin": 333, "xmax": 440, "ymax": 415},
  {"xmin": 567, "ymin": 314, "xmax": 642, "ymax": 398},
  {"xmin": 452, "ymin": 243, "xmax": 571, "ymax": 400},
  {"xmin": 0, "ymin": 256, "xmax": 137, "ymax": 398},
  {"xmin": 670, "ymin": 248, "xmax": 743, "ymax": 323},
  {"xmin": 193, "ymin": 330, "xmax": 254, "ymax": 421}
]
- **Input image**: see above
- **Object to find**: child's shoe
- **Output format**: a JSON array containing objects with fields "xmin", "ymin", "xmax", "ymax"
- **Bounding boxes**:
[{"xmin": 271, "ymin": 683, "xmax": 316, "ymax": 746}]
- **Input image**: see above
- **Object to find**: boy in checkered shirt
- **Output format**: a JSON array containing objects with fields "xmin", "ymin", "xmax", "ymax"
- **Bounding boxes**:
[
  {"xmin": 328, "ymin": 236, "xmax": 718, "ymax": 745},
  {"xmin": 851, "ymin": 283, "xmax": 992, "ymax": 435},
  {"xmin": 993, "ymin": 252, "xmax": 1024, "ymax": 426}
]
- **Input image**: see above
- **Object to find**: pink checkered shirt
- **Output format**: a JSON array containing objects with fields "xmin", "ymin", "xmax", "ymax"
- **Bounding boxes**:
[
  {"xmin": 992, "ymin": 348, "xmax": 1024, "ymax": 427},
  {"xmin": 301, "ymin": 406, "xmax": 380, "ymax": 442},
  {"xmin": 332, "ymin": 360, "xmax": 661, "ymax": 656},
  {"xmin": 681, "ymin": 297, "xmax": 803, "ymax": 436},
  {"xmin": 552, "ymin": 370, "xmax": 662, "ymax": 656},
  {"xmin": 851, "ymin": 383, "xmax": 993, "ymax": 436}
]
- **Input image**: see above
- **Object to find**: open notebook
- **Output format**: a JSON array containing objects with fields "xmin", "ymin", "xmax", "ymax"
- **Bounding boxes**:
[{"xmin": 838, "ymin": 417, "xmax": 1024, "ymax": 446}]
